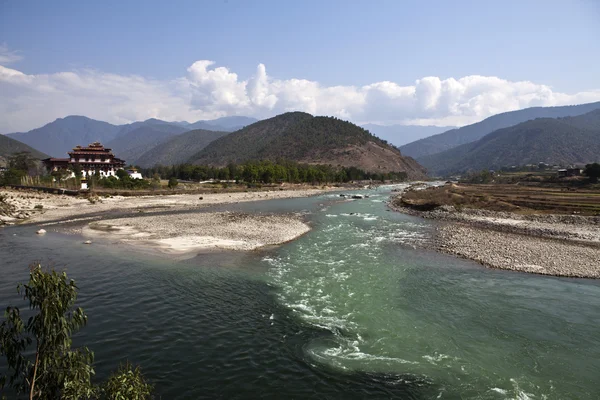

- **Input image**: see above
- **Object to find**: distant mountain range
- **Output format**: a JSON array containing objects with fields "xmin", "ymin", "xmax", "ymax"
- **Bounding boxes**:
[
  {"xmin": 189, "ymin": 112, "xmax": 427, "ymax": 179},
  {"xmin": 419, "ymin": 109, "xmax": 600, "ymax": 175},
  {"xmin": 5, "ymin": 101, "xmax": 600, "ymax": 178},
  {"xmin": 361, "ymin": 124, "xmax": 455, "ymax": 147},
  {"xmin": 400, "ymin": 101, "xmax": 600, "ymax": 159},
  {"xmin": 5, "ymin": 116, "xmax": 258, "ymax": 158}
]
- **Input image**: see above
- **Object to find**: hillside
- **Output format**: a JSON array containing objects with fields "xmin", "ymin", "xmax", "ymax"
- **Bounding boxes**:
[
  {"xmin": 5, "ymin": 115, "xmax": 256, "ymax": 158},
  {"xmin": 106, "ymin": 124, "xmax": 188, "ymax": 165},
  {"xmin": 361, "ymin": 124, "xmax": 454, "ymax": 147},
  {"xmin": 0, "ymin": 134, "xmax": 49, "ymax": 166},
  {"xmin": 7, "ymin": 116, "xmax": 121, "ymax": 157},
  {"xmin": 135, "ymin": 129, "xmax": 229, "ymax": 167},
  {"xmin": 419, "ymin": 109, "xmax": 600, "ymax": 175},
  {"xmin": 399, "ymin": 101, "xmax": 600, "ymax": 159},
  {"xmin": 190, "ymin": 112, "xmax": 427, "ymax": 179}
]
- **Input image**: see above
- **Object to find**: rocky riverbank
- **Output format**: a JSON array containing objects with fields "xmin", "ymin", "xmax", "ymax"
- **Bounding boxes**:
[
  {"xmin": 388, "ymin": 200, "xmax": 600, "ymax": 278},
  {"xmin": 0, "ymin": 187, "xmax": 333, "ymax": 225}
]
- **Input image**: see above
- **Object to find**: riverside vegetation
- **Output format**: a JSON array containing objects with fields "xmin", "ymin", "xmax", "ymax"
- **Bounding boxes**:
[{"xmin": 0, "ymin": 265, "xmax": 152, "ymax": 400}]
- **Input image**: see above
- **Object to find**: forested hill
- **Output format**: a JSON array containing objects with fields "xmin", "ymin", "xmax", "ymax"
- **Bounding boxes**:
[
  {"xmin": 0, "ymin": 134, "xmax": 49, "ymax": 166},
  {"xmin": 418, "ymin": 109, "xmax": 600, "ymax": 175},
  {"xmin": 189, "ymin": 112, "xmax": 427, "ymax": 179},
  {"xmin": 400, "ymin": 101, "xmax": 600, "ymax": 159},
  {"xmin": 135, "ymin": 129, "xmax": 229, "ymax": 168}
]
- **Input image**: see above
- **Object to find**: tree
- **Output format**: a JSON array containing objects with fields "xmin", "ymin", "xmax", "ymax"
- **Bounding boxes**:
[
  {"xmin": 0, "ymin": 264, "xmax": 95, "ymax": 399},
  {"xmin": 583, "ymin": 163, "xmax": 600, "ymax": 183},
  {"xmin": 8, "ymin": 152, "xmax": 37, "ymax": 173},
  {"xmin": 167, "ymin": 177, "xmax": 178, "ymax": 190},
  {"xmin": 102, "ymin": 362, "xmax": 152, "ymax": 400},
  {"xmin": 0, "ymin": 265, "xmax": 153, "ymax": 399},
  {"xmin": 151, "ymin": 173, "xmax": 161, "ymax": 190}
]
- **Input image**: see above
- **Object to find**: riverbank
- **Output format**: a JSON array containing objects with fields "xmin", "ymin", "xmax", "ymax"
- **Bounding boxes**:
[
  {"xmin": 0, "ymin": 187, "xmax": 333, "ymax": 224},
  {"xmin": 82, "ymin": 211, "xmax": 311, "ymax": 254},
  {"xmin": 0, "ymin": 187, "xmax": 334, "ymax": 254},
  {"xmin": 389, "ymin": 191, "xmax": 600, "ymax": 278}
]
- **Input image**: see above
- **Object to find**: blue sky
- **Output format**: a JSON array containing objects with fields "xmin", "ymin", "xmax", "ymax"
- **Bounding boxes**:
[{"xmin": 1, "ymin": 0, "xmax": 600, "ymax": 132}]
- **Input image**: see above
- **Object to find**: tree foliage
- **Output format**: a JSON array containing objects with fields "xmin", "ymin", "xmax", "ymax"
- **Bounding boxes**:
[
  {"xmin": 584, "ymin": 163, "xmax": 600, "ymax": 183},
  {"xmin": 102, "ymin": 362, "xmax": 152, "ymax": 400},
  {"xmin": 167, "ymin": 177, "xmax": 178, "ymax": 189},
  {"xmin": 142, "ymin": 159, "xmax": 408, "ymax": 185},
  {"xmin": 0, "ymin": 265, "xmax": 152, "ymax": 399},
  {"xmin": 0, "ymin": 264, "xmax": 94, "ymax": 399}
]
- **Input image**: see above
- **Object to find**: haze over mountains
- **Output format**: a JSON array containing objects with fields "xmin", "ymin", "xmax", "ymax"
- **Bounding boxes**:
[
  {"xmin": 135, "ymin": 129, "xmax": 229, "ymax": 168},
  {"xmin": 361, "ymin": 124, "xmax": 454, "ymax": 147},
  {"xmin": 419, "ymin": 109, "xmax": 600, "ymax": 175},
  {"xmin": 400, "ymin": 101, "xmax": 600, "ymax": 159},
  {"xmin": 2, "ymin": 100, "xmax": 600, "ymax": 177},
  {"xmin": 5, "ymin": 116, "xmax": 257, "ymax": 159}
]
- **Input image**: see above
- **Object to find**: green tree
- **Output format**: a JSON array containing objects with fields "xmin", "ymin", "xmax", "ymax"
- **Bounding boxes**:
[
  {"xmin": 0, "ymin": 265, "xmax": 153, "ymax": 400},
  {"xmin": 72, "ymin": 163, "xmax": 83, "ymax": 181},
  {"xmin": 102, "ymin": 363, "xmax": 152, "ymax": 400},
  {"xmin": 0, "ymin": 264, "xmax": 95, "ymax": 399},
  {"xmin": 8, "ymin": 152, "xmax": 37, "ymax": 173},
  {"xmin": 168, "ymin": 177, "xmax": 178, "ymax": 189},
  {"xmin": 584, "ymin": 163, "xmax": 600, "ymax": 183}
]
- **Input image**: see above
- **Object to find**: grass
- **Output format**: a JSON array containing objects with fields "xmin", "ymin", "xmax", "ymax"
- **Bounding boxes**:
[{"xmin": 398, "ymin": 183, "xmax": 600, "ymax": 215}]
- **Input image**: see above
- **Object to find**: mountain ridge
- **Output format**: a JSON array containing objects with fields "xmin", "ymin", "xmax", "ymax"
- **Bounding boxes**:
[
  {"xmin": 189, "ymin": 112, "xmax": 427, "ymax": 179},
  {"xmin": 135, "ymin": 129, "xmax": 229, "ymax": 167},
  {"xmin": 417, "ymin": 109, "xmax": 600, "ymax": 175},
  {"xmin": 399, "ymin": 101, "xmax": 600, "ymax": 159},
  {"xmin": 4, "ymin": 115, "xmax": 257, "ymax": 159}
]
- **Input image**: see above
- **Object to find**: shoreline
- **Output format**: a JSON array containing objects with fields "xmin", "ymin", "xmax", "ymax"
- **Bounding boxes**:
[
  {"xmin": 1, "ymin": 187, "xmax": 335, "ymax": 255},
  {"xmin": 388, "ymin": 200, "xmax": 600, "ymax": 279},
  {"xmin": 81, "ymin": 211, "xmax": 312, "ymax": 257}
]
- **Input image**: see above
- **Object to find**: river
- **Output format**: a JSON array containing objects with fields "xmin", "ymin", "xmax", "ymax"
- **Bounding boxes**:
[{"xmin": 1, "ymin": 186, "xmax": 599, "ymax": 399}]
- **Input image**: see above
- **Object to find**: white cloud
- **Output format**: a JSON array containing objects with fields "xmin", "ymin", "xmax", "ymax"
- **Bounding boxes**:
[
  {"xmin": 0, "ymin": 43, "xmax": 22, "ymax": 65},
  {"xmin": 1, "ymin": 59, "xmax": 600, "ymax": 133}
]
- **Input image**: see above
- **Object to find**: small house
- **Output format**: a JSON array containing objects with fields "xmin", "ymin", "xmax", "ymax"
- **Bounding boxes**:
[
  {"xmin": 566, "ymin": 168, "xmax": 582, "ymax": 177},
  {"xmin": 126, "ymin": 168, "xmax": 143, "ymax": 179}
]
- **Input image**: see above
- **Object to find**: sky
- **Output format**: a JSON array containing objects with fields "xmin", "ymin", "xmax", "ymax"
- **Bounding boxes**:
[{"xmin": 1, "ymin": 0, "xmax": 600, "ymax": 133}]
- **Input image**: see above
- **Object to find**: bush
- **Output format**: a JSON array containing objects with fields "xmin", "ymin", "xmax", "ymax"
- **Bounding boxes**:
[{"xmin": 168, "ymin": 177, "xmax": 178, "ymax": 189}]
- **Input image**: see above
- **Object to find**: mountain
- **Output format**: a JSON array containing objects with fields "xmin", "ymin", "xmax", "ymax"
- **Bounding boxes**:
[
  {"xmin": 418, "ymin": 109, "xmax": 600, "ymax": 175},
  {"xmin": 0, "ymin": 135, "xmax": 49, "ymax": 166},
  {"xmin": 361, "ymin": 124, "xmax": 455, "ymax": 147},
  {"xmin": 7, "ymin": 116, "xmax": 121, "ymax": 157},
  {"xmin": 4, "ymin": 115, "xmax": 257, "ymax": 158},
  {"xmin": 186, "ymin": 116, "xmax": 258, "ymax": 132},
  {"xmin": 135, "ymin": 129, "xmax": 229, "ymax": 167},
  {"xmin": 203, "ymin": 116, "xmax": 258, "ymax": 129},
  {"xmin": 189, "ymin": 112, "xmax": 427, "ymax": 179},
  {"xmin": 399, "ymin": 101, "xmax": 600, "ymax": 159},
  {"xmin": 105, "ymin": 124, "xmax": 188, "ymax": 165}
]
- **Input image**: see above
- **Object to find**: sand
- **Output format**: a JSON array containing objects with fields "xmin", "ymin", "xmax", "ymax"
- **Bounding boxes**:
[
  {"xmin": 82, "ymin": 212, "xmax": 311, "ymax": 254},
  {"xmin": 1, "ymin": 187, "xmax": 331, "ymax": 254}
]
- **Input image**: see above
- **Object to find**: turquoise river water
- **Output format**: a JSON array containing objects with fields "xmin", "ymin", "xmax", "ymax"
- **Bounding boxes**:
[{"xmin": 1, "ymin": 186, "xmax": 599, "ymax": 399}]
